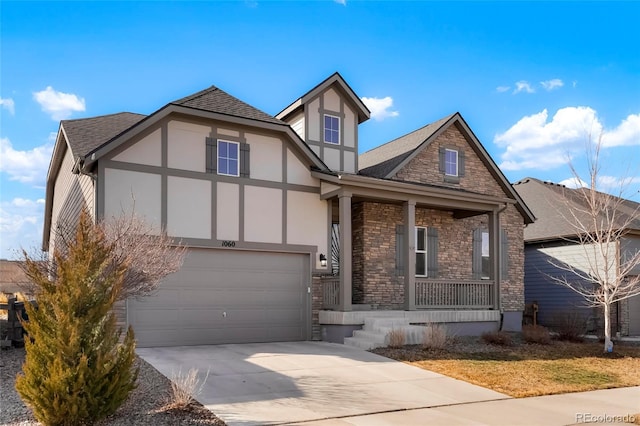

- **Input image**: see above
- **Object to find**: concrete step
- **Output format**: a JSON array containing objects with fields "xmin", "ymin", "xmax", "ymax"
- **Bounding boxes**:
[
  {"xmin": 348, "ymin": 323, "xmax": 428, "ymax": 350},
  {"xmin": 351, "ymin": 329, "xmax": 387, "ymax": 345},
  {"xmin": 363, "ymin": 317, "xmax": 410, "ymax": 332}
]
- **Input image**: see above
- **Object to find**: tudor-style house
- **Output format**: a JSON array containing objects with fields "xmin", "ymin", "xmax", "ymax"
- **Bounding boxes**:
[{"xmin": 44, "ymin": 73, "xmax": 534, "ymax": 348}]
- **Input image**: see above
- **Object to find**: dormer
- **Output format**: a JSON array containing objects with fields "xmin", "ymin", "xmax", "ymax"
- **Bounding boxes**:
[{"xmin": 277, "ymin": 72, "xmax": 370, "ymax": 174}]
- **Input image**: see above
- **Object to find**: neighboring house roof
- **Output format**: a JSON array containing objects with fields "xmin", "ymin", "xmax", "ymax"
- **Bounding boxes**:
[
  {"xmin": 62, "ymin": 112, "xmax": 146, "ymax": 158},
  {"xmin": 276, "ymin": 72, "xmax": 370, "ymax": 123},
  {"xmin": 514, "ymin": 177, "xmax": 640, "ymax": 243},
  {"xmin": 359, "ymin": 112, "xmax": 535, "ymax": 224}
]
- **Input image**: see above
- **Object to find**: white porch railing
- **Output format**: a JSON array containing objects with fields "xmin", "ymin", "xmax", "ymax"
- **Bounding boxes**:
[
  {"xmin": 415, "ymin": 279, "xmax": 494, "ymax": 309},
  {"xmin": 322, "ymin": 276, "xmax": 340, "ymax": 309}
]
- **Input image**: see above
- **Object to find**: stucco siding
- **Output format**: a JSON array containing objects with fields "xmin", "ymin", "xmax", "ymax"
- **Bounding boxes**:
[
  {"xmin": 49, "ymin": 147, "xmax": 95, "ymax": 253},
  {"xmin": 244, "ymin": 186, "xmax": 282, "ymax": 243},
  {"xmin": 343, "ymin": 104, "xmax": 355, "ymax": 149},
  {"xmin": 112, "ymin": 128, "xmax": 161, "ymax": 166},
  {"xmin": 307, "ymin": 98, "xmax": 320, "ymax": 142},
  {"xmin": 217, "ymin": 182, "xmax": 240, "ymax": 241},
  {"xmin": 287, "ymin": 191, "xmax": 328, "ymax": 268},
  {"xmin": 287, "ymin": 149, "xmax": 318, "ymax": 187},
  {"xmin": 103, "ymin": 168, "xmax": 161, "ymax": 233},
  {"xmin": 246, "ymin": 133, "xmax": 282, "ymax": 182},
  {"xmin": 324, "ymin": 147, "xmax": 340, "ymax": 171},
  {"xmin": 167, "ymin": 120, "xmax": 209, "ymax": 172},
  {"xmin": 167, "ymin": 176, "xmax": 211, "ymax": 239}
]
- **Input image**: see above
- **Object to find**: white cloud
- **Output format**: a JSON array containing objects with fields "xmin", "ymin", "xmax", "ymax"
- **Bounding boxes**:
[
  {"xmin": 33, "ymin": 86, "xmax": 85, "ymax": 120},
  {"xmin": 0, "ymin": 197, "xmax": 45, "ymax": 258},
  {"xmin": 0, "ymin": 97, "xmax": 15, "ymax": 115},
  {"xmin": 0, "ymin": 137, "xmax": 53, "ymax": 186},
  {"xmin": 496, "ymin": 86, "xmax": 510, "ymax": 93},
  {"xmin": 495, "ymin": 107, "xmax": 602, "ymax": 171},
  {"xmin": 541, "ymin": 79, "xmax": 564, "ymax": 91},
  {"xmin": 361, "ymin": 96, "xmax": 399, "ymax": 121},
  {"xmin": 601, "ymin": 113, "xmax": 640, "ymax": 147},
  {"xmin": 513, "ymin": 81, "xmax": 535, "ymax": 94},
  {"xmin": 495, "ymin": 107, "xmax": 640, "ymax": 171},
  {"xmin": 559, "ymin": 177, "xmax": 588, "ymax": 189}
]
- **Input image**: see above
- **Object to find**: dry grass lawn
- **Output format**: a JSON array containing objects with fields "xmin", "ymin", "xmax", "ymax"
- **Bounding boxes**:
[{"xmin": 372, "ymin": 338, "xmax": 640, "ymax": 398}]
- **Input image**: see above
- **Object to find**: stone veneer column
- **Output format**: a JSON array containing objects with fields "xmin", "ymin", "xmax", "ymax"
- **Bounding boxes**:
[
  {"xmin": 404, "ymin": 200, "xmax": 416, "ymax": 310},
  {"xmin": 488, "ymin": 210, "xmax": 500, "ymax": 310},
  {"xmin": 339, "ymin": 192, "xmax": 352, "ymax": 311}
]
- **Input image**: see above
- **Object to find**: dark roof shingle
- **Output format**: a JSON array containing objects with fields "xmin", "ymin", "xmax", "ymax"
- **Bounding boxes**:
[
  {"xmin": 514, "ymin": 177, "xmax": 640, "ymax": 242},
  {"xmin": 171, "ymin": 86, "xmax": 284, "ymax": 125},
  {"xmin": 62, "ymin": 112, "xmax": 146, "ymax": 157},
  {"xmin": 358, "ymin": 114, "xmax": 453, "ymax": 177}
]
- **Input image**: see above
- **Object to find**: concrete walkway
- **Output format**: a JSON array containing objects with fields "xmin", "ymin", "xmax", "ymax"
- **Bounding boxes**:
[{"xmin": 137, "ymin": 341, "xmax": 509, "ymax": 426}]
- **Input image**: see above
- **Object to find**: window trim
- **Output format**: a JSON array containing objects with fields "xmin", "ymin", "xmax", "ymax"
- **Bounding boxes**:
[
  {"xmin": 217, "ymin": 139, "xmax": 240, "ymax": 177},
  {"xmin": 323, "ymin": 114, "xmax": 341, "ymax": 145},
  {"xmin": 444, "ymin": 148, "xmax": 458, "ymax": 177},
  {"xmin": 415, "ymin": 226, "xmax": 427, "ymax": 277}
]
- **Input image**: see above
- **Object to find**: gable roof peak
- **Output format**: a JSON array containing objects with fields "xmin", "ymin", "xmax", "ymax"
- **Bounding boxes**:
[{"xmin": 170, "ymin": 84, "xmax": 284, "ymax": 125}]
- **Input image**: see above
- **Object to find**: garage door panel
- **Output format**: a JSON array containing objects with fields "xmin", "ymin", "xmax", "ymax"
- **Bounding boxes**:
[{"xmin": 129, "ymin": 249, "xmax": 309, "ymax": 347}]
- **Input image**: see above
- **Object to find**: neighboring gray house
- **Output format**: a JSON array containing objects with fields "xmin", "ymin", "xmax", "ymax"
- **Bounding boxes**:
[
  {"xmin": 514, "ymin": 177, "xmax": 640, "ymax": 336},
  {"xmin": 43, "ymin": 72, "xmax": 534, "ymax": 348}
]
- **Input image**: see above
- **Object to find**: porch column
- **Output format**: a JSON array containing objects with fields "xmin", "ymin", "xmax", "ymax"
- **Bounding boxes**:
[
  {"xmin": 404, "ymin": 200, "xmax": 416, "ymax": 310},
  {"xmin": 488, "ymin": 210, "xmax": 501, "ymax": 310},
  {"xmin": 338, "ymin": 192, "xmax": 352, "ymax": 312}
]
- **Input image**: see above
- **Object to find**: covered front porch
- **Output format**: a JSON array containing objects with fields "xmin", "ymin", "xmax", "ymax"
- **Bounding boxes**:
[{"xmin": 313, "ymin": 172, "xmax": 517, "ymax": 341}]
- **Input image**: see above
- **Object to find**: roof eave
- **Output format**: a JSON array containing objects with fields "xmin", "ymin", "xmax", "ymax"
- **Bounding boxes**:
[
  {"xmin": 82, "ymin": 104, "xmax": 329, "ymax": 173},
  {"xmin": 299, "ymin": 72, "xmax": 370, "ymax": 123}
]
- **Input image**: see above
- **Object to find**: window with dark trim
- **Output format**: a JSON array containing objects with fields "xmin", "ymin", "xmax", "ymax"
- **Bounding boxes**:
[
  {"xmin": 205, "ymin": 137, "xmax": 250, "ymax": 178},
  {"xmin": 217, "ymin": 140, "xmax": 239, "ymax": 177},
  {"xmin": 444, "ymin": 149, "xmax": 458, "ymax": 176},
  {"xmin": 472, "ymin": 228, "xmax": 509, "ymax": 280},
  {"xmin": 439, "ymin": 146, "xmax": 465, "ymax": 183},
  {"xmin": 324, "ymin": 114, "xmax": 340, "ymax": 145},
  {"xmin": 416, "ymin": 227, "xmax": 427, "ymax": 276},
  {"xmin": 396, "ymin": 225, "xmax": 438, "ymax": 278}
]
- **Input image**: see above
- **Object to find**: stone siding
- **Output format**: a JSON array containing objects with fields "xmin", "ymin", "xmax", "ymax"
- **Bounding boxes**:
[
  {"xmin": 393, "ymin": 124, "xmax": 507, "ymax": 198},
  {"xmin": 351, "ymin": 202, "xmax": 525, "ymax": 313}
]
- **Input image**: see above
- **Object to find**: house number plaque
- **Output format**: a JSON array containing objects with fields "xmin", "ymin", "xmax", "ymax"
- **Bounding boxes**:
[{"xmin": 221, "ymin": 240, "xmax": 236, "ymax": 247}]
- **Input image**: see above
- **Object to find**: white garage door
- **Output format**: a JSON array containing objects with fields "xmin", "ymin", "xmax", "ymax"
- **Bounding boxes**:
[{"xmin": 129, "ymin": 249, "xmax": 310, "ymax": 347}]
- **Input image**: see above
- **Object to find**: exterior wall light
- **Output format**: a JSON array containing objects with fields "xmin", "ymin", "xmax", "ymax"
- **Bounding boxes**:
[{"xmin": 319, "ymin": 253, "xmax": 327, "ymax": 267}]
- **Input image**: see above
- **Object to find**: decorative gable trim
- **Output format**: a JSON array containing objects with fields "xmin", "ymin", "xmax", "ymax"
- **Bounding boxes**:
[{"xmin": 276, "ymin": 72, "xmax": 370, "ymax": 124}]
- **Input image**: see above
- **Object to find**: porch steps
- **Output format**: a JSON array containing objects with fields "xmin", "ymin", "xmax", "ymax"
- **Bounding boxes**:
[{"xmin": 344, "ymin": 317, "xmax": 426, "ymax": 350}]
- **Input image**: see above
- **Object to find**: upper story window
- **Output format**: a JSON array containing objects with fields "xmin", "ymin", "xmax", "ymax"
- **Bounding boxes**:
[
  {"xmin": 206, "ymin": 137, "xmax": 250, "ymax": 178},
  {"xmin": 324, "ymin": 114, "xmax": 340, "ymax": 145},
  {"xmin": 439, "ymin": 146, "xmax": 465, "ymax": 183},
  {"xmin": 444, "ymin": 149, "xmax": 458, "ymax": 176},
  {"xmin": 217, "ymin": 140, "xmax": 239, "ymax": 177}
]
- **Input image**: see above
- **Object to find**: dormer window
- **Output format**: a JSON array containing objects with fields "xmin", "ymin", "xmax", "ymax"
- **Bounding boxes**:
[
  {"xmin": 324, "ymin": 114, "xmax": 340, "ymax": 145},
  {"xmin": 444, "ymin": 149, "xmax": 458, "ymax": 176}
]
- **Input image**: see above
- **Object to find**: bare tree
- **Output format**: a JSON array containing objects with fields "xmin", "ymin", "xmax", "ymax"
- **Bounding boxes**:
[
  {"xmin": 27, "ymin": 209, "xmax": 187, "ymax": 301},
  {"xmin": 548, "ymin": 137, "xmax": 640, "ymax": 351}
]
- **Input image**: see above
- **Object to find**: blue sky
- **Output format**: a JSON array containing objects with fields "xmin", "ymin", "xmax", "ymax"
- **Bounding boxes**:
[{"xmin": 1, "ymin": 1, "xmax": 639, "ymax": 259}]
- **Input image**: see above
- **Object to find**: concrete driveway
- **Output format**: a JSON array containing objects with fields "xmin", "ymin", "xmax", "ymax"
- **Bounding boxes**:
[{"xmin": 137, "ymin": 341, "xmax": 508, "ymax": 426}]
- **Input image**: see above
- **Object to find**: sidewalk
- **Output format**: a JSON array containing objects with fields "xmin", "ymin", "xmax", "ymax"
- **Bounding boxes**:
[{"xmin": 289, "ymin": 386, "xmax": 640, "ymax": 425}]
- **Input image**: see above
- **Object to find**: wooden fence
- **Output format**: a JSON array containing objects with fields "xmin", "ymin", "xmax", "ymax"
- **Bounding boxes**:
[{"xmin": 0, "ymin": 296, "xmax": 26, "ymax": 348}]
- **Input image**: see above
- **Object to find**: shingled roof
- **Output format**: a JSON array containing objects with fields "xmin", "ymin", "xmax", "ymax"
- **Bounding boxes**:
[
  {"xmin": 514, "ymin": 177, "xmax": 640, "ymax": 242},
  {"xmin": 358, "ymin": 114, "xmax": 454, "ymax": 177},
  {"xmin": 171, "ymin": 85, "xmax": 284, "ymax": 125},
  {"xmin": 62, "ymin": 112, "xmax": 146, "ymax": 158}
]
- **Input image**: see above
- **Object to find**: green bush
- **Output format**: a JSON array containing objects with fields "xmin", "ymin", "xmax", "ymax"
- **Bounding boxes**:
[{"xmin": 15, "ymin": 212, "xmax": 138, "ymax": 425}]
